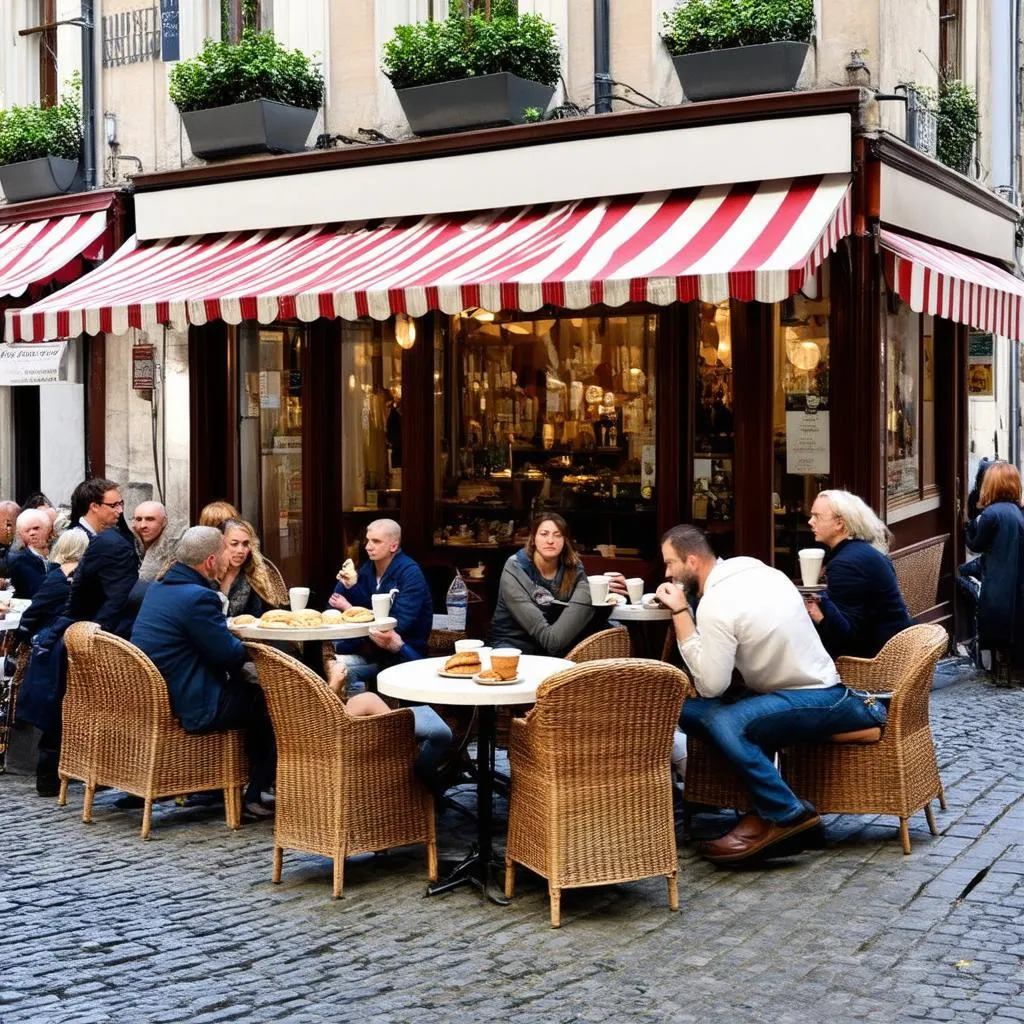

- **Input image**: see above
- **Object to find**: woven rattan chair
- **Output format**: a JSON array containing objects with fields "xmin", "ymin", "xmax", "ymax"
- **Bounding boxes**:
[
  {"xmin": 244, "ymin": 642, "xmax": 437, "ymax": 898},
  {"xmin": 566, "ymin": 627, "xmax": 631, "ymax": 662},
  {"xmin": 427, "ymin": 628, "xmax": 466, "ymax": 656},
  {"xmin": 781, "ymin": 623, "xmax": 949, "ymax": 854},
  {"xmin": 505, "ymin": 658, "xmax": 688, "ymax": 927},
  {"xmin": 889, "ymin": 535, "xmax": 948, "ymax": 621},
  {"xmin": 60, "ymin": 622, "xmax": 248, "ymax": 839}
]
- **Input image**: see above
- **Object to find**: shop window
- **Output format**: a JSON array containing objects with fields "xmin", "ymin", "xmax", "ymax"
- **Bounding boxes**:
[
  {"xmin": 340, "ymin": 320, "xmax": 403, "ymax": 559},
  {"xmin": 437, "ymin": 313, "xmax": 657, "ymax": 559},
  {"xmin": 771, "ymin": 277, "xmax": 832, "ymax": 577},
  {"xmin": 886, "ymin": 301, "xmax": 938, "ymax": 512},
  {"xmin": 692, "ymin": 301, "xmax": 735, "ymax": 556},
  {"xmin": 237, "ymin": 325, "xmax": 304, "ymax": 584}
]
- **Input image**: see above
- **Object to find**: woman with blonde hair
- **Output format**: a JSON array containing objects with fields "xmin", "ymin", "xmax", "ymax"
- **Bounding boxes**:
[
  {"xmin": 218, "ymin": 518, "xmax": 281, "ymax": 618},
  {"xmin": 804, "ymin": 489, "xmax": 911, "ymax": 658},
  {"xmin": 198, "ymin": 500, "xmax": 241, "ymax": 530}
]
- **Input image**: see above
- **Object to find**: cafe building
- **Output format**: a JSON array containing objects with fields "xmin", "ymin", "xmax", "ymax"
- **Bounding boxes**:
[{"xmin": 5, "ymin": 87, "xmax": 1022, "ymax": 633}]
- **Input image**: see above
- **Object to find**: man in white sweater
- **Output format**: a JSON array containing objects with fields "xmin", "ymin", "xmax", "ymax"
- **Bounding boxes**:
[{"xmin": 655, "ymin": 525, "xmax": 888, "ymax": 863}]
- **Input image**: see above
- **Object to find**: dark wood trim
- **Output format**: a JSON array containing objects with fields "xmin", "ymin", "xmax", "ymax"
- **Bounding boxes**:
[
  {"xmin": 399, "ymin": 313, "xmax": 437, "ymax": 562},
  {"xmin": 134, "ymin": 88, "xmax": 867, "ymax": 192},
  {"xmin": 187, "ymin": 323, "xmax": 236, "ymax": 519},
  {"xmin": 657, "ymin": 304, "xmax": 685, "ymax": 542},
  {"xmin": 86, "ymin": 334, "xmax": 105, "ymax": 477},
  {"xmin": 0, "ymin": 187, "xmax": 123, "ymax": 226},
  {"xmin": 868, "ymin": 133, "xmax": 1019, "ymax": 223}
]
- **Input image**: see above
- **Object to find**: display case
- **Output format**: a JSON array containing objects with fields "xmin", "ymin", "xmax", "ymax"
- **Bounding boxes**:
[{"xmin": 436, "ymin": 312, "xmax": 658, "ymax": 560}]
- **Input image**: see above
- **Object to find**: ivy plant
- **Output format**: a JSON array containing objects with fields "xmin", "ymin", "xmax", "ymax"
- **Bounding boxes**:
[
  {"xmin": 168, "ymin": 30, "xmax": 325, "ymax": 113},
  {"xmin": 381, "ymin": 0, "xmax": 560, "ymax": 90},
  {"xmin": 0, "ymin": 75, "xmax": 83, "ymax": 166},
  {"xmin": 662, "ymin": 0, "xmax": 815, "ymax": 56},
  {"xmin": 913, "ymin": 79, "xmax": 979, "ymax": 174}
]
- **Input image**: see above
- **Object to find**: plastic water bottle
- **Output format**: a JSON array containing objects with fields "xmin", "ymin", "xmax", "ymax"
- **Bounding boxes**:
[{"xmin": 446, "ymin": 573, "xmax": 469, "ymax": 631}]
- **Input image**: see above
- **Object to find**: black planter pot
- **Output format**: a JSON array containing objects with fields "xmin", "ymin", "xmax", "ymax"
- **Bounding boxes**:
[
  {"xmin": 181, "ymin": 99, "xmax": 317, "ymax": 160},
  {"xmin": 396, "ymin": 72, "xmax": 555, "ymax": 136},
  {"xmin": 671, "ymin": 41, "xmax": 810, "ymax": 102},
  {"xmin": 0, "ymin": 156, "xmax": 83, "ymax": 203}
]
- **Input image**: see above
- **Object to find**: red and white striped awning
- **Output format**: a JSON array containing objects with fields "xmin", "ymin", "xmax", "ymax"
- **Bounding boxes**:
[
  {"xmin": 6, "ymin": 174, "xmax": 851, "ymax": 341},
  {"xmin": 882, "ymin": 228, "xmax": 1024, "ymax": 342},
  {"xmin": 0, "ymin": 210, "xmax": 109, "ymax": 300}
]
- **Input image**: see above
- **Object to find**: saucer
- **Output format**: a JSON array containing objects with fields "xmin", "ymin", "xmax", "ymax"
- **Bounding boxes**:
[{"xmin": 796, "ymin": 584, "xmax": 827, "ymax": 595}]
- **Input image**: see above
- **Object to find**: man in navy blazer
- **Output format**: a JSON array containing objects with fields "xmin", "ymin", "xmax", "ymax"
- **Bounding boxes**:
[
  {"xmin": 65, "ymin": 478, "xmax": 139, "ymax": 638},
  {"xmin": 132, "ymin": 526, "xmax": 275, "ymax": 816}
]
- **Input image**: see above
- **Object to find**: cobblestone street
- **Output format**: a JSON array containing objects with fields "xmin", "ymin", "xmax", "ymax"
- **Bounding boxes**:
[{"xmin": 1, "ymin": 665, "xmax": 1022, "ymax": 1024}]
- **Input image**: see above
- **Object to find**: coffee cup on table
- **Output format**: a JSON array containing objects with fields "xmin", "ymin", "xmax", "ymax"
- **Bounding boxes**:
[
  {"xmin": 588, "ymin": 575, "xmax": 610, "ymax": 604},
  {"xmin": 454, "ymin": 639, "xmax": 484, "ymax": 654},
  {"xmin": 289, "ymin": 587, "xmax": 310, "ymax": 612},
  {"xmin": 626, "ymin": 578, "xmax": 644, "ymax": 604},
  {"xmin": 797, "ymin": 548, "xmax": 825, "ymax": 588},
  {"xmin": 371, "ymin": 592, "xmax": 392, "ymax": 620},
  {"xmin": 490, "ymin": 648, "xmax": 520, "ymax": 680}
]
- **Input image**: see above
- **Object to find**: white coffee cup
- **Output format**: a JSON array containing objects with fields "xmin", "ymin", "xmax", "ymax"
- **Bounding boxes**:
[
  {"xmin": 454, "ymin": 639, "xmax": 484, "ymax": 653},
  {"xmin": 588, "ymin": 575, "xmax": 610, "ymax": 604},
  {"xmin": 289, "ymin": 587, "xmax": 310, "ymax": 612},
  {"xmin": 371, "ymin": 592, "xmax": 392, "ymax": 620},
  {"xmin": 797, "ymin": 548, "xmax": 825, "ymax": 587},
  {"xmin": 626, "ymin": 578, "xmax": 644, "ymax": 604}
]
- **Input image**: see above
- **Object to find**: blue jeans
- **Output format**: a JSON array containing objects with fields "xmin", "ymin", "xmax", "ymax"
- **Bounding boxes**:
[
  {"xmin": 680, "ymin": 685, "xmax": 888, "ymax": 823},
  {"xmin": 410, "ymin": 705, "xmax": 453, "ymax": 782}
]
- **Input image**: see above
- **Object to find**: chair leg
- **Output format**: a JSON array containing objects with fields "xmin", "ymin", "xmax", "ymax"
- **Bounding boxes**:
[
  {"xmin": 141, "ymin": 797, "xmax": 154, "ymax": 840},
  {"xmin": 426, "ymin": 837, "xmax": 438, "ymax": 883},
  {"xmin": 667, "ymin": 872, "xmax": 679, "ymax": 912},
  {"xmin": 272, "ymin": 845, "xmax": 283, "ymax": 884},
  {"xmin": 549, "ymin": 884, "xmax": 560, "ymax": 928},
  {"xmin": 82, "ymin": 782, "xmax": 95, "ymax": 823},
  {"xmin": 225, "ymin": 787, "xmax": 241, "ymax": 830},
  {"xmin": 332, "ymin": 856, "xmax": 344, "ymax": 899},
  {"xmin": 924, "ymin": 802, "xmax": 939, "ymax": 836},
  {"xmin": 899, "ymin": 818, "xmax": 911, "ymax": 855},
  {"xmin": 504, "ymin": 858, "xmax": 515, "ymax": 899},
  {"xmin": 58, "ymin": 777, "xmax": 69, "ymax": 806},
  {"xmin": 938, "ymin": 784, "xmax": 947, "ymax": 811}
]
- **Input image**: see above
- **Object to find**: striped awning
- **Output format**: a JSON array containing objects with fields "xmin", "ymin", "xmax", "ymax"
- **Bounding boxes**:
[
  {"xmin": 6, "ymin": 174, "xmax": 851, "ymax": 341},
  {"xmin": 882, "ymin": 228, "xmax": 1024, "ymax": 342},
  {"xmin": 0, "ymin": 210, "xmax": 109, "ymax": 300}
]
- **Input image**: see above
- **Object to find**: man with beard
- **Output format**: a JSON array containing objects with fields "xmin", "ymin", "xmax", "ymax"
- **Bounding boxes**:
[{"xmin": 655, "ymin": 525, "xmax": 887, "ymax": 865}]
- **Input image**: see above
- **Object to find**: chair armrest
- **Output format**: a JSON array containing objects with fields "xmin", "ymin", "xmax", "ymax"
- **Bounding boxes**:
[{"xmin": 345, "ymin": 704, "xmax": 418, "ymax": 757}]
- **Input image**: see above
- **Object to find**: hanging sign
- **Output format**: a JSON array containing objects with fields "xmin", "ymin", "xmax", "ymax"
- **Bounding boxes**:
[
  {"xmin": 160, "ymin": 0, "xmax": 180, "ymax": 62},
  {"xmin": 0, "ymin": 341, "xmax": 69, "ymax": 385},
  {"xmin": 132, "ymin": 344, "xmax": 156, "ymax": 389}
]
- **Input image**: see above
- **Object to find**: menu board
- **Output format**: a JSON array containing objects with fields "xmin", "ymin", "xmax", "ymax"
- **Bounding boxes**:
[{"xmin": 160, "ymin": 0, "xmax": 180, "ymax": 62}]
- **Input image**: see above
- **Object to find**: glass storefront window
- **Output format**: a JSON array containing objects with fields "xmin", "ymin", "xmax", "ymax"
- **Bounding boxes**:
[
  {"xmin": 437, "ymin": 312, "xmax": 658, "ymax": 559},
  {"xmin": 771, "ymin": 279, "xmax": 832, "ymax": 577},
  {"xmin": 886, "ymin": 302, "xmax": 922, "ymax": 504}
]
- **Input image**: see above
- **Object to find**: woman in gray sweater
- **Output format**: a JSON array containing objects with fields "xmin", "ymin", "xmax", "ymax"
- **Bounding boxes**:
[{"xmin": 488, "ymin": 514, "xmax": 597, "ymax": 656}]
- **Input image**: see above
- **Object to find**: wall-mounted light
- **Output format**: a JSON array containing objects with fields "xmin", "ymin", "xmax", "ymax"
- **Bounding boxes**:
[
  {"xmin": 395, "ymin": 313, "xmax": 416, "ymax": 350},
  {"xmin": 104, "ymin": 111, "xmax": 118, "ymax": 146}
]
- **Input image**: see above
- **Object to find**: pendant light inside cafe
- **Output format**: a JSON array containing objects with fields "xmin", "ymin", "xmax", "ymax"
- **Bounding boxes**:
[{"xmin": 395, "ymin": 313, "xmax": 417, "ymax": 350}]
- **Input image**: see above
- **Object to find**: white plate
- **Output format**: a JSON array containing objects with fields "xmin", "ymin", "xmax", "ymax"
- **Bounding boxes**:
[
  {"xmin": 436, "ymin": 667, "xmax": 483, "ymax": 679},
  {"xmin": 592, "ymin": 594, "xmax": 626, "ymax": 607},
  {"xmin": 473, "ymin": 672, "xmax": 525, "ymax": 686}
]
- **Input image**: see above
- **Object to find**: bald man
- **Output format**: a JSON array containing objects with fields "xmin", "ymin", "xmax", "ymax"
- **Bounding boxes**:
[
  {"xmin": 132, "ymin": 500, "xmax": 174, "ymax": 582},
  {"xmin": 8, "ymin": 508, "xmax": 51, "ymax": 598},
  {"xmin": 0, "ymin": 500, "xmax": 19, "ymax": 576}
]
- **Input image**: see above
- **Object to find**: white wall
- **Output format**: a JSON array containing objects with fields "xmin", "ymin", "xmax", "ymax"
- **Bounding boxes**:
[{"xmin": 38, "ymin": 382, "xmax": 85, "ymax": 504}]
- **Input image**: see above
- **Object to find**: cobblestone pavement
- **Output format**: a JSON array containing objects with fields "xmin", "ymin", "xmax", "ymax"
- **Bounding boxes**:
[{"xmin": 1, "ymin": 664, "xmax": 1022, "ymax": 1024}]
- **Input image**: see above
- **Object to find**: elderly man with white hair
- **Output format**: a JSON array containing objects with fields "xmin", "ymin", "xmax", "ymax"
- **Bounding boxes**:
[
  {"xmin": 132, "ymin": 500, "xmax": 175, "ymax": 582},
  {"xmin": 0, "ymin": 499, "xmax": 20, "ymax": 576},
  {"xmin": 8, "ymin": 507, "xmax": 51, "ymax": 598}
]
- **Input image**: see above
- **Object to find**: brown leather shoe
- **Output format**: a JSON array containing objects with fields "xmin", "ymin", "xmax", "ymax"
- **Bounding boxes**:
[{"xmin": 700, "ymin": 809, "xmax": 821, "ymax": 863}]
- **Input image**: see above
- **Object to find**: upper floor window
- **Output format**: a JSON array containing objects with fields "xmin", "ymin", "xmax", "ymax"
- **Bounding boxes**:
[
  {"xmin": 221, "ymin": 0, "xmax": 272, "ymax": 42},
  {"xmin": 21, "ymin": 0, "xmax": 58, "ymax": 106},
  {"xmin": 939, "ymin": 0, "xmax": 961, "ymax": 79}
]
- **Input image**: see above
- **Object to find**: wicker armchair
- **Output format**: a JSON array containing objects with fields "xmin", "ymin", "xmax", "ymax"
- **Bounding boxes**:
[
  {"xmin": 781, "ymin": 624, "xmax": 949, "ymax": 854},
  {"xmin": 566, "ymin": 627, "xmax": 632, "ymax": 662},
  {"xmin": 889, "ymin": 535, "xmax": 948, "ymax": 621},
  {"xmin": 505, "ymin": 658, "xmax": 688, "ymax": 927},
  {"xmin": 244, "ymin": 643, "xmax": 437, "ymax": 898},
  {"xmin": 60, "ymin": 622, "xmax": 248, "ymax": 839}
]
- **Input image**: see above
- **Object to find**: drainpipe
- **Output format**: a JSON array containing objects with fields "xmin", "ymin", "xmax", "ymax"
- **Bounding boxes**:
[
  {"xmin": 593, "ymin": 0, "xmax": 612, "ymax": 114},
  {"xmin": 80, "ymin": 0, "xmax": 96, "ymax": 189}
]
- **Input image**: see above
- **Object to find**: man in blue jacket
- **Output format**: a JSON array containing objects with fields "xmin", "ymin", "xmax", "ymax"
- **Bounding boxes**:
[
  {"xmin": 131, "ymin": 526, "xmax": 275, "ymax": 817},
  {"xmin": 329, "ymin": 518, "xmax": 432, "ymax": 695}
]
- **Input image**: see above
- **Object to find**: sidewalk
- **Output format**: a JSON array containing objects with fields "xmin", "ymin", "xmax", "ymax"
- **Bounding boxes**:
[{"xmin": 1, "ymin": 661, "xmax": 1022, "ymax": 1024}]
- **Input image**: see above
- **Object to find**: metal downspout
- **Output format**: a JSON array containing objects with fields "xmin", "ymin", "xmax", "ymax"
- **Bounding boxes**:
[
  {"xmin": 80, "ymin": 0, "xmax": 96, "ymax": 189},
  {"xmin": 593, "ymin": 0, "xmax": 611, "ymax": 114}
]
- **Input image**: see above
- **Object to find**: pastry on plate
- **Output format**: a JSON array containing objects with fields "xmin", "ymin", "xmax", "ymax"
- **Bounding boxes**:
[
  {"xmin": 321, "ymin": 608, "xmax": 344, "ymax": 624},
  {"xmin": 260, "ymin": 609, "xmax": 293, "ymax": 626},
  {"xmin": 476, "ymin": 668, "xmax": 505, "ymax": 681},
  {"xmin": 291, "ymin": 609, "xmax": 323, "ymax": 627},
  {"xmin": 443, "ymin": 651, "xmax": 482, "ymax": 676},
  {"xmin": 341, "ymin": 607, "xmax": 375, "ymax": 623},
  {"xmin": 229, "ymin": 614, "xmax": 256, "ymax": 628},
  {"xmin": 336, "ymin": 558, "xmax": 358, "ymax": 588}
]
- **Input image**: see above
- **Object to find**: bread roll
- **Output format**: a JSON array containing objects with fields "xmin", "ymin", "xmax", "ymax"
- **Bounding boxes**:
[
  {"xmin": 341, "ymin": 607, "xmax": 374, "ymax": 623},
  {"xmin": 336, "ymin": 558, "xmax": 358, "ymax": 587},
  {"xmin": 321, "ymin": 608, "xmax": 344, "ymax": 624},
  {"xmin": 292, "ymin": 609, "xmax": 323, "ymax": 626},
  {"xmin": 260, "ymin": 609, "xmax": 293, "ymax": 625},
  {"xmin": 229, "ymin": 614, "xmax": 256, "ymax": 628},
  {"xmin": 444, "ymin": 651, "xmax": 482, "ymax": 675}
]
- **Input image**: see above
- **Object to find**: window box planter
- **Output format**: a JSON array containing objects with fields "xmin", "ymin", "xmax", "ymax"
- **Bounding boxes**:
[
  {"xmin": 181, "ymin": 99, "xmax": 317, "ymax": 160},
  {"xmin": 0, "ymin": 156, "xmax": 83, "ymax": 203},
  {"xmin": 671, "ymin": 40, "xmax": 809, "ymax": 102},
  {"xmin": 395, "ymin": 72, "xmax": 555, "ymax": 136}
]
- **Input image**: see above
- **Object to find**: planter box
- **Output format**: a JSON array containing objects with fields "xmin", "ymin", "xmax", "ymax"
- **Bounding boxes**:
[
  {"xmin": 672, "ymin": 41, "xmax": 810, "ymax": 102},
  {"xmin": 181, "ymin": 99, "xmax": 317, "ymax": 160},
  {"xmin": 396, "ymin": 73, "xmax": 555, "ymax": 136},
  {"xmin": 0, "ymin": 156, "xmax": 83, "ymax": 203}
]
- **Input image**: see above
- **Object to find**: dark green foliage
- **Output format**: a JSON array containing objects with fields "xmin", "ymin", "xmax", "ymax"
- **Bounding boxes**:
[
  {"xmin": 168, "ymin": 30, "xmax": 325, "ymax": 113},
  {"xmin": 220, "ymin": 0, "xmax": 260, "ymax": 42},
  {"xmin": 381, "ymin": 4, "xmax": 560, "ymax": 90},
  {"xmin": 936, "ymin": 80, "xmax": 979, "ymax": 173},
  {"xmin": 662, "ymin": 0, "xmax": 814, "ymax": 56},
  {"xmin": 0, "ymin": 76, "xmax": 83, "ymax": 165}
]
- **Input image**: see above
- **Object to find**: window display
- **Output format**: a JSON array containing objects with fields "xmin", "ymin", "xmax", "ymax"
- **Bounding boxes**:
[
  {"xmin": 886, "ymin": 303, "xmax": 921, "ymax": 504},
  {"xmin": 437, "ymin": 312, "xmax": 658, "ymax": 559}
]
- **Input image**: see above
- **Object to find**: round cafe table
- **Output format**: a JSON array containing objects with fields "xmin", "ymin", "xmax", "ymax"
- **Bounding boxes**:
[
  {"xmin": 378, "ymin": 653, "xmax": 573, "ymax": 904},
  {"xmin": 229, "ymin": 616, "xmax": 397, "ymax": 642},
  {"xmin": 609, "ymin": 602, "xmax": 672, "ymax": 659}
]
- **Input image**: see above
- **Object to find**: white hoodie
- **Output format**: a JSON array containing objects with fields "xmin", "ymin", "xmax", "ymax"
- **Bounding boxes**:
[{"xmin": 679, "ymin": 557, "xmax": 840, "ymax": 698}]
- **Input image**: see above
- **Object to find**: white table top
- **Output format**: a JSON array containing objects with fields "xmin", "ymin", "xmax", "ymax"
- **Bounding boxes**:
[
  {"xmin": 0, "ymin": 614, "xmax": 22, "ymax": 633},
  {"xmin": 232, "ymin": 616, "xmax": 397, "ymax": 642},
  {"xmin": 378, "ymin": 654, "xmax": 574, "ymax": 707},
  {"xmin": 609, "ymin": 603, "xmax": 672, "ymax": 622}
]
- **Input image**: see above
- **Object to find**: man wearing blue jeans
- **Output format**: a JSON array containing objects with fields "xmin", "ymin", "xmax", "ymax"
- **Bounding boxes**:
[{"xmin": 656, "ymin": 525, "xmax": 888, "ymax": 864}]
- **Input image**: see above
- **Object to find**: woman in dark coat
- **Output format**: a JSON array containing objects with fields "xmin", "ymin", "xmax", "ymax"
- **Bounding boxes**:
[{"xmin": 964, "ymin": 462, "xmax": 1024, "ymax": 683}]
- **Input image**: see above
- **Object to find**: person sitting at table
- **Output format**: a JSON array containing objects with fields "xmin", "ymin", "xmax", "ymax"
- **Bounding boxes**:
[
  {"xmin": 803, "ymin": 490, "xmax": 911, "ymax": 659},
  {"xmin": 218, "ymin": 518, "xmax": 280, "ymax": 619},
  {"xmin": 16, "ymin": 528, "xmax": 89, "ymax": 643},
  {"xmin": 198, "ymin": 499, "xmax": 241, "ymax": 530},
  {"xmin": 131, "ymin": 526, "xmax": 276, "ymax": 818},
  {"xmin": 489, "ymin": 513, "xmax": 598, "ymax": 656},
  {"xmin": 658, "ymin": 524, "xmax": 887, "ymax": 864},
  {"xmin": 7, "ymin": 508, "xmax": 53, "ymax": 598},
  {"xmin": 329, "ymin": 518, "xmax": 432, "ymax": 695}
]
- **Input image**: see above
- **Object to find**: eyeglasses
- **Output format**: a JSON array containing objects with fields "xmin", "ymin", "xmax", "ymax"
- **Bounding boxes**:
[{"xmin": 101, "ymin": 500, "xmax": 125, "ymax": 510}]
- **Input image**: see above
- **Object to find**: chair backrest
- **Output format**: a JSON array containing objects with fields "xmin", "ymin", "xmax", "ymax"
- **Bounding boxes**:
[
  {"xmin": 530, "ymin": 658, "xmax": 688, "ymax": 774},
  {"xmin": 889, "ymin": 535, "xmax": 948, "ymax": 619},
  {"xmin": 566, "ymin": 627, "xmax": 632, "ymax": 662}
]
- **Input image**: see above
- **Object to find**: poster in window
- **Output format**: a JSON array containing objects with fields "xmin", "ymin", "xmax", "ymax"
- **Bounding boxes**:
[{"xmin": 968, "ymin": 333, "xmax": 994, "ymax": 398}]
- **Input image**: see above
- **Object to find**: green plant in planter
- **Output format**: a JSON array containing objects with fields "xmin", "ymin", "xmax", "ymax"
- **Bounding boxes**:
[
  {"xmin": 662, "ymin": 0, "xmax": 814, "ymax": 55},
  {"xmin": 168, "ymin": 30, "xmax": 325, "ymax": 113},
  {"xmin": 381, "ymin": 0, "xmax": 561, "ymax": 90},
  {"xmin": 0, "ymin": 76, "xmax": 83, "ymax": 166},
  {"xmin": 913, "ymin": 80, "xmax": 979, "ymax": 174}
]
